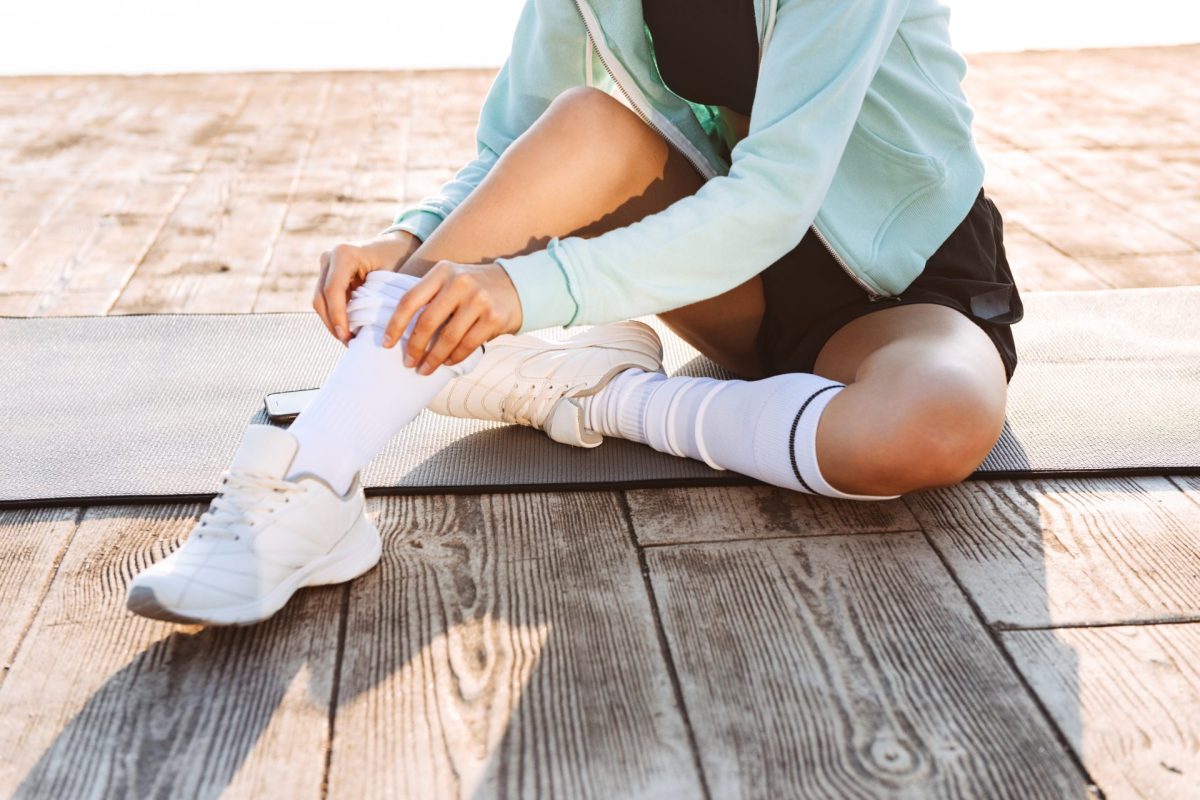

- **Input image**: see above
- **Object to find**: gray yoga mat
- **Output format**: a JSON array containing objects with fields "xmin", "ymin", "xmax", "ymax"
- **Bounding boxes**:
[{"xmin": 2, "ymin": 286, "xmax": 1198, "ymax": 505}]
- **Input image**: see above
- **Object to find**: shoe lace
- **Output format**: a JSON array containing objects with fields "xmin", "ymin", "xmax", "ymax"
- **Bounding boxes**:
[
  {"xmin": 196, "ymin": 471, "xmax": 307, "ymax": 541},
  {"xmin": 499, "ymin": 380, "xmax": 586, "ymax": 427}
]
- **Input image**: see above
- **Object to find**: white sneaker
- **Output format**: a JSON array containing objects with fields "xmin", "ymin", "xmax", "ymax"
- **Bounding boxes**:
[
  {"xmin": 428, "ymin": 320, "xmax": 663, "ymax": 447},
  {"xmin": 126, "ymin": 425, "xmax": 382, "ymax": 626}
]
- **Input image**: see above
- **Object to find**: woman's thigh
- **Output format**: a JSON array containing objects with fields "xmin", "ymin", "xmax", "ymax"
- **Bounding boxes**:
[
  {"xmin": 398, "ymin": 86, "xmax": 770, "ymax": 369},
  {"xmin": 813, "ymin": 301, "xmax": 1008, "ymax": 388},
  {"xmin": 405, "ymin": 87, "xmax": 706, "ymax": 272},
  {"xmin": 655, "ymin": 276, "xmax": 767, "ymax": 377}
]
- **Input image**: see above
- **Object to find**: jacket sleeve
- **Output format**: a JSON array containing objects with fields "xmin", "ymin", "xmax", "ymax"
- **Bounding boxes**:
[
  {"xmin": 384, "ymin": 148, "xmax": 501, "ymax": 241},
  {"xmin": 385, "ymin": 0, "xmax": 592, "ymax": 241},
  {"xmin": 496, "ymin": 0, "xmax": 910, "ymax": 331}
]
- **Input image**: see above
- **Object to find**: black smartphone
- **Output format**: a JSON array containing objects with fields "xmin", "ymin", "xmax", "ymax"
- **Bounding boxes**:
[{"xmin": 264, "ymin": 388, "xmax": 320, "ymax": 424}]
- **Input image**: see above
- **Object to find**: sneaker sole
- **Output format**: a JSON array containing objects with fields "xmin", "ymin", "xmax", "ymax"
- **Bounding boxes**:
[{"xmin": 126, "ymin": 512, "xmax": 383, "ymax": 626}]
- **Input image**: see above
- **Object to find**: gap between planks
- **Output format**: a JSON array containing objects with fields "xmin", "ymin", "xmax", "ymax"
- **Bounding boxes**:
[
  {"xmin": 910, "ymin": 503, "xmax": 1105, "ymax": 795},
  {"xmin": 616, "ymin": 491, "xmax": 713, "ymax": 800},
  {"xmin": 0, "ymin": 507, "xmax": 84, "ymax": 690}
]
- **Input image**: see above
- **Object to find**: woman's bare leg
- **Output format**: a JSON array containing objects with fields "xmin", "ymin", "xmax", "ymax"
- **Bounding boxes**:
[
  {"xmin": 398, "ymin": 87, "xmax": 764, "ymax": 376},
  {"xmin": 397, "ymin": 86, "xmax": 1006, "ymax": 495},
  {"xmin": 399, "ymin": 87, "xmax": 701, "ymax": 269},
  {"xmin": 809, "ymin": 303, "xmax": 1008, "ymax": 495}
]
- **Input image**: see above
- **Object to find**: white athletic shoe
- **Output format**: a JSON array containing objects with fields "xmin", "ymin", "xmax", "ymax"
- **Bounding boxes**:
[
  {"xmin": 126, "ymin": 425, "xmax": 382, "ymax": 626},
  {"xmin": 427, "ymin": 320, "xmax": 663, "ymax": 447}
]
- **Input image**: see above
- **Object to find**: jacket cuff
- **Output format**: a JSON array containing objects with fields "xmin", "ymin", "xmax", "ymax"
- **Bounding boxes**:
[
  {"xmin": 381, "ymin": 209, "xmax": 443, "ymax": 242},
  {"xmin": 495, "ymin": 239, "xmax": 580, "ymax": 332}
]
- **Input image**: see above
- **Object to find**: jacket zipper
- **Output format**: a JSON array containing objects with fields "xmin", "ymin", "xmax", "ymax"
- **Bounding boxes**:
[
  {"xmin": 574, "ymin": 0, "xmax": 890, "ymax": 302},
  {"xmin": 810, "ymin": 224, "xmax": 888, "ymax": 300},
  {"xmin": 573, "ymin": 0, "xmax": 714, "ymax": 181}
]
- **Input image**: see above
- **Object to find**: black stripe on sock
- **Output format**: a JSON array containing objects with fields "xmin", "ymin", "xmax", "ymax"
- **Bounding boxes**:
[{"xmin": 788, "ymin": 384, "xmax": 844, "ymax": 494}]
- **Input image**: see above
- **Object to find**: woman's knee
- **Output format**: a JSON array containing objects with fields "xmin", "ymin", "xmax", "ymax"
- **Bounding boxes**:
[
  {"xmin": 544, "ymin": 86, "xmax": 641, "ymax": 133},
  {"xmin": 833, "ymin": 358, "xmax": 1004, "ymax": 493},
  {"xmin": 538, "ymin": 87, "xmax": 669, "ymax": 172},
  {"xmin": 885, "ymin": 361, "xmax": 1007, "ymax": 487}
]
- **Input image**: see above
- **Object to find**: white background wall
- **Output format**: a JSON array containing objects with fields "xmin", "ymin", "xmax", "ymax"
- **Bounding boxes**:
[{"xmin": 3, "ymin": 0, "xmax": 1198, "ymax": 75}]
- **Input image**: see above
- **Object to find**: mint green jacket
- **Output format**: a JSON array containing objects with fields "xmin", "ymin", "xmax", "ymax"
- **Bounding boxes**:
[{"xmin": 387, "ymin": 0, "xmax": 986, "ymax": 332}]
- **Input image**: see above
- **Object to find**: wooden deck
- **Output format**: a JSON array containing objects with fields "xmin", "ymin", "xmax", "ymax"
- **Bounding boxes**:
[{"xmin": 2, "ymin": 46, "xmax": 1199, "ymax": 798}]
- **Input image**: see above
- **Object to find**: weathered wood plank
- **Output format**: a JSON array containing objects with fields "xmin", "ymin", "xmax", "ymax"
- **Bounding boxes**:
[
  {"xmin": 1031, "ymin": 147, "xmax": 1200, "ymax": 209},
  {"xmin": 0, "ymin": 74, "xmax": 249, "ymax": 295},
  {"xmin": 1170, "ymin": 474, "xmax": 1200, "ymax": 501},
  {"xmin": 997, "ymin": 221, "xmax": 1112, "ymax": 292},
  {"xmin": 0, "ymin": 507, "xmax": 79, "ymax": 675},
  {"xmin": 0, "ymin": 171, "xmax": 191, "ymax": 313},
  {"xmin": 982, "ymin": 149, "xmax": 1194, "ymax": 259},
  {"xmin": 1125, "ymin": 198, "xmax": 1200, "ymax": 251},
  {"xmin": 1004, "ymin": 624, "xmax": 1200, "ymax": 799},
  {"xmin": 0, "ymin": 179, "xmax": 91, "ymax": 274},
  {"xmin": 647, "ymin": 533, "xmax": 1089, "ymax": 798},
  {"xmin": 253, "ymin": 74, "xmax": 414, "ymax": 312},
  {"xmin": 252, "ymin": 69, "xmax": 501, "ymax": 311},
  {"xmin": 0, "ymin": 75, "xmax": 247, "ymax": 177},
  {"xmin": 328, "ymin": 493, "xmax": 702, "ymax": 799},
  {"xmin": 906, "ymin": 477, "xmax": 1200, "ymax": 628},
  {"xmin": 0, "ymin": 82, "xmax": 120, "ymax": 177},
  {"xmin": 626, "ymin": 485, "xmax": 918, "ymax": 546},
  {"xmin": 1076, "ymin": 252, "xmax": 1200, "ymax": 290},
  {"xmin": 6, "ymin": 60, "xmax": 1194, "ymax": 313},
  {"xmin": 33, "ymin": 178, "xmax": 190, "ymax": 315},
  {"xmin": 112, "ymin": 74, "xmax": 332, "ymax": 314},
  {"xmin": 965, "ymin": 46, "xmax": 1200, "ymax": 151},
  {"xmin": 0, "ymin": 504, "xmax": 341, "ymax": 800},
  {"xmin": 0, "ymin": 290, "xmax": 39, "ymax": 315}
]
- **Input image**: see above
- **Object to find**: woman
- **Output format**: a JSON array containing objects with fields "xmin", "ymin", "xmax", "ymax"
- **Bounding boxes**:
[{"xmin": 127, "ymin": 0, "xmax": 1023, "ymax": 625}]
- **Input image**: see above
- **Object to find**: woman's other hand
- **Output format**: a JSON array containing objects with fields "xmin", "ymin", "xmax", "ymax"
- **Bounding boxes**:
[
  {"xmin": 384, "ymin": 260, "xmax": 523, "ymax": 374},
  {"xmin": 313, "ymin": 231, "xmax": 421, "ymax": 344}
]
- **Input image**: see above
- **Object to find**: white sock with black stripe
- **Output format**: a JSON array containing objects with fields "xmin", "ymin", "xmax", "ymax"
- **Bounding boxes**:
[{"xmin": 583, "ymin": 369, "xmax": 901, "ymax": 500}]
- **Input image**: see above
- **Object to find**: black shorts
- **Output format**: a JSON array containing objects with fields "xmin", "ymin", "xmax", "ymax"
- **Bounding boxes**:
[{"xmin": 755, "ymin": 190, "xmax": 1024, "ymax": 383}]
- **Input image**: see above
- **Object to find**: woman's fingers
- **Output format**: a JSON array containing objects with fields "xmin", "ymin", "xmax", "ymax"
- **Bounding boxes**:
[
  {"xmin": 418, "ymin": 305, "xmax": 483, "ymax": 375},
  {"xmin": 415, "ymin": 276, "xmax": 508, "ymax": 373},
  {"xmin": 382, "ymin": 266, "xmax": 450, "ymax": 354},
  {"xmin": 312, "ymin": 252, "xmax": 335, "ymax": 337},
  {"xmin": 444, "ymin": 319, "xmax": 493, "ymax": 367},
  {"xmin": 381, "ymin": 260, "xmax": 519, "ymax": 373},
  {"xmin": 403, "ymin": 276, "xmax": 470, "ymax": 371},
  {"xmin": 432, "ymin": 279, "xmax": 508, "ymax": 369},
  {"xmin": 321, "ymin": 244, "xmax": 360, "ymax": 344}
]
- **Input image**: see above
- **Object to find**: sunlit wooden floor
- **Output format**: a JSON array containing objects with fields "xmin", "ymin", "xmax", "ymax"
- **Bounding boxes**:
[{"xmin": 1, "ymin": 46, "xmax": 1199, "ymax": 798}]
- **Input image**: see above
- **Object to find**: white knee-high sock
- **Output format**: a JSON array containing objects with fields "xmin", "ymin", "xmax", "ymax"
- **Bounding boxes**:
[
  {"xmin": 285, "ymin": 271, "xmax": 481, "ymax": 494},
  {"xmin": 583, "ymin": 369, "xmax": 900, "ymax": 500}
]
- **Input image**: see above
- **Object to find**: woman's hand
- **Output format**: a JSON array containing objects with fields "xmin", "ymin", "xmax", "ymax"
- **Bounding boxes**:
[
  {"xmin": 313, "ymin": 231, "xmax": 421, "ymax": 344},
  {"xmin": 384, "ymin": 260, "xmax": 523, "ymax": 374}
]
